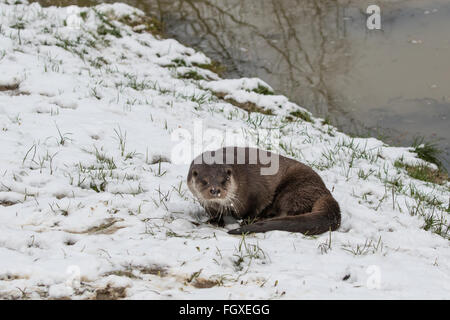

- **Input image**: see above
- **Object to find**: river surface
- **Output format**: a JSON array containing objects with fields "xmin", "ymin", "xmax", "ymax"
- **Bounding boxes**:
[{"xmin": 36, "ymin": 0, "xmax": 450, "ymax": 169}]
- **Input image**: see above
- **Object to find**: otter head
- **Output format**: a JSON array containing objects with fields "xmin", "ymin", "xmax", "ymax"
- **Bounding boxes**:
[{"xmin": 188, "ymin": 164, "xmax": 236, "ymax": 204}]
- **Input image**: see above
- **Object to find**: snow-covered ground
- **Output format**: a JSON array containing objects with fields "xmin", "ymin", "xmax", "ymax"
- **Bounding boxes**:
[{"xmin": 0, "ymin": 1, "xmax": 449, "ymax": 299}]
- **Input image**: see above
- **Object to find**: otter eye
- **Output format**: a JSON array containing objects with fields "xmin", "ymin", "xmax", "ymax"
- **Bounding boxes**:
[
  {"xmin": 192, "ymin": 170, "xmax": 198, "ymax": 177},
  {"xmin": 201, "ymin": 180, "xmax": 208, "ymax": 186}
]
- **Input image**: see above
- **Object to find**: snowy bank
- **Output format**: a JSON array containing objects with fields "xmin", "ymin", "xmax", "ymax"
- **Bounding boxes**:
[{"xmin": 0, "ymin": 1, "xmax": 449, "ymax": 299}]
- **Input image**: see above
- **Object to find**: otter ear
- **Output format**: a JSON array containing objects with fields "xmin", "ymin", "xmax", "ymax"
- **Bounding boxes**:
[
  {"xmin": 226, "ymin": 168, "xmax": 232, "ymax": 176},
  {"xmin": 192, "ymin": 170, "xmax": 198, "ymax": 177}
]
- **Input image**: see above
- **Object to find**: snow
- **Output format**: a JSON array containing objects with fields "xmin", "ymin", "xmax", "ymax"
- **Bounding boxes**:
[{"xmin": 0, "ymin": 1, "xmax": 449, "ymax": 299}]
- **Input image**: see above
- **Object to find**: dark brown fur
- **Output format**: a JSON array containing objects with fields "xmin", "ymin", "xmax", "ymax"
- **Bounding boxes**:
[{"xmin": 187, "ymin": 147, "xmax": 340, "ymax": 235}]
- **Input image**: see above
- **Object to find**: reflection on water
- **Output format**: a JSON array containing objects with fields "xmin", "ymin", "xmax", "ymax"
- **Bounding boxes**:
[{"xmin": 36, "ymin": 0, "xmax": 450, "ymax": 168}]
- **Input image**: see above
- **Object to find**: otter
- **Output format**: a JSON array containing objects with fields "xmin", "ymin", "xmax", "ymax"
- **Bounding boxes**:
[{"xmin": 187, "ymin": 147, "xmax": 340, "ymax": 235}]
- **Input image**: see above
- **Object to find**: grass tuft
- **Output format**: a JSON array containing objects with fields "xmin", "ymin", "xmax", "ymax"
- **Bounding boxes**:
[
  {"xmin": 193, "ymin": 61, "xmax": 226, "ymax": 76},
  {"xmin": 287, "ymin": 110, "xmax": 312, "ymax": 123},
  {"xmin": 394, "ymin": 160, "xmax": 448, "ymax": 185},
  {"xmin": 178, "ymin": 70, "xmax": 205, "ymax": 80},
  {"xmin": 251, "ymin": 84, "xmax": 273, "ymax": 95},
  {"xmin": 412, "ymin": 136, "xmax": 444, "ymax": 168}
]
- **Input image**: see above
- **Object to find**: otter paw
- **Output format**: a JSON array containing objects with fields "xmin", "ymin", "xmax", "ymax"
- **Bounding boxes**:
[
  {"xmin": 228, "ymin": 222, "xmax": 266, "ymax": 235},
  {"xmin": 228, "ymin": 227, "xmax": 245, "ymax": 235}
]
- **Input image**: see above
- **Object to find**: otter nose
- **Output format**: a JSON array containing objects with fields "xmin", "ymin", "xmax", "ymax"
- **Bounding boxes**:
[{"xmin": 209, "ymin": 187, "xmax": 221, "ymax": 196}]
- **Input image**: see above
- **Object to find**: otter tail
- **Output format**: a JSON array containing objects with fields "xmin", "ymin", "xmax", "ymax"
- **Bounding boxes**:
[{"xmin": 228, "ymin": 194, "xmax": 340, "ymax": 235}]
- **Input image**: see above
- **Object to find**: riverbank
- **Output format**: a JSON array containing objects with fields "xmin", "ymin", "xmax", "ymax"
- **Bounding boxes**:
[{"xmin": 0, "ymin": 1, "xmax": 449, "ymax": 299}]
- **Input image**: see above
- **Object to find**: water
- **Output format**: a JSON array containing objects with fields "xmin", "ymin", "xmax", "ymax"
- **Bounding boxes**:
[{"xmin": 36, "ymin": 0, "xmax": 450, "ymax": 169}]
